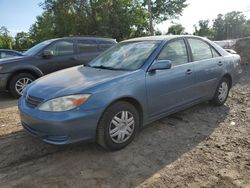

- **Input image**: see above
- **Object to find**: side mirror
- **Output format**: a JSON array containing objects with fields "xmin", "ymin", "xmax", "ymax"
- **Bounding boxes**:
[
  {"xmin": 149, "ymin": 60, "xmax": 172, "ymax": 72},
  {"xmin": 42, "ymin": 50, "xmax": 53, "ymax": 59}
]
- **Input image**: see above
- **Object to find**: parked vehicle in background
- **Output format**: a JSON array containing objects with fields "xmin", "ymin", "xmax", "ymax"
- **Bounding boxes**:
[
  {"xmin": 0, "ymin": 37, "xmax": 116, "ymax": 97},
  {"xmin": 224, "ymin": 49, "xmax": 237, "ymax": 54},
  {"xmin": 214, "ymin": 40, "xmax": 236, "ymax": 49},
  {"xmin": 0, "ymin": 49, "xmax": 23, "ymax": 59},
  {"xmin": 19, "ymin": 35, "xmax": 242, "ymax": 151},
  {"xmin": 214, "ymin": 40, "xmax": 237, "ymax": 55}
]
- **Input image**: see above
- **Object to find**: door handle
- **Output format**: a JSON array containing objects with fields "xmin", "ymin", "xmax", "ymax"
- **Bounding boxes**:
[
  {"xmin": 218, "ymin": 61, "xmax": 223, "ymax": 66},
  {"xmin": 186, "ymin": 69, "xmax": 192, "ymax": 75}
]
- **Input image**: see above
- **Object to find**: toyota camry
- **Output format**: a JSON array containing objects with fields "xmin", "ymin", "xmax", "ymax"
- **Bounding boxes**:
[{"xmin": 18, "ymin": 35, "xmax": 242, "ymax": 150}]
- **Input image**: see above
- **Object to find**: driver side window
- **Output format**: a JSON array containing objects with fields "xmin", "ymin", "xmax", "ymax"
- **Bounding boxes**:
[
  {"xmin": 46, "ymin": 40, "xmax": 74, "ymax": 56},
  {"xmin": 158, "ymin": 39, "xmax": 188, "ymax": 66}
]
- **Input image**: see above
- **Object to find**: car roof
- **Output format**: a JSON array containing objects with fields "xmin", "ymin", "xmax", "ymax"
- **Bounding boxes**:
[
  {"xmin": 123, "ymin": 35, "xmax": 205, "ymax": 42},
  {"xmin": 0, "ymin": 49, "xmax": 20, "ymax": 53},
  {"xmin": 59, "ymin": 36, "xmax": 117, "ymax": 43}
]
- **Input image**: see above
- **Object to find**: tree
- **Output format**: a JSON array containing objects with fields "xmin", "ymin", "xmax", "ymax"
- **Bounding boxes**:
[
  {"xmin": 14, "ymin": 32, "xmax": 33, "ymax": 50},
  {"xmin": 167, "ymin": 24, "xmax": 185, "ymax": 35},
  {"xmin": 29, "ymin": 0, "xmax": 188, "ymax": 41},
  {"xmin": 0, "ymin": 26, "xmax": 13, "ymax": 49},
  {"xmin": 146, "ymin": 0, "xmax": 187, "ymax": 34},
  {"xmin": 29, "ymin": 11, "xmax": 57, "ymax": 44},
  {"xmin": 30, "ymin": 0, "xmax": 150, "ymax": 41},
  {"xmin": 213, "ymin": 11, "xmax": 250, "ymax": 40},
  {"xmin": 213, "ymin": 14, "xmax": 225, "ymax": 40},
  {"xmin": 193, "ymin": 20, "xmax": 214, "ymax": 39}
]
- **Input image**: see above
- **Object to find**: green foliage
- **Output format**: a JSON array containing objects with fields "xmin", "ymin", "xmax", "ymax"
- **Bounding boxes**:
[
  {"xmin": 29, "ymin": 0, "xmax": 149, "ymax": 42},
  {"xmin": 28, "ymin": 0, "xmax": 187, "ymax": 42},
  {"xmin": 194, "ymin": 11, "xmax": 250, "ymax": 40},
  {"xmin": 149, "ymin": 0, "xmax": 187, "ymax": 23},
  {"xmin": 155, "ymin": 30, "xmax": 162, "ymax": 35},
  {"xmin": 0, "ymin": 26, "xmax": 14, "ymax": 49},
  {"xmin": 193, "ymin": 20, "xmax": 214, "ymax": 39},
  {"xmin": 213, "ymin": 11, "xmax": 250, "ymax": 40},
  {"xmin": 167, "ymin": 24, "xmax": 185, "ymax": 35},
  {"xmin": 29, "ymin": 11, "xmax": 56, "ymax": 44},
  {"xmin": 14, "ymin": 32, "xmax": 34, "ymax": 50}
]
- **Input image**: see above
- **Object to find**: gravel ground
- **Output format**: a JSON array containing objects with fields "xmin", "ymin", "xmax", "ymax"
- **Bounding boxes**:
[{"xmin": 0, "ymin": 66, "xmax": 249, "ymax": 188}]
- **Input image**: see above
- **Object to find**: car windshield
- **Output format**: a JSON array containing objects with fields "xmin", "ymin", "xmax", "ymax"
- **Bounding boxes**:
[
  {"xmin": 23, "ymin": 40, "xmax": 53, "ymax": 56},
  {"xmin": 88, "ymin": 41, "xmax": 160, "ymax": 71}
]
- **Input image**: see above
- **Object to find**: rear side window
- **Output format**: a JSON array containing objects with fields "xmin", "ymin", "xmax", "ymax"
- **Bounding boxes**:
[
  {"xmin": 77, "ymin": 40, "xmax": 97, "ymax": 53},
  {"xmin": 158, "ymin": 39, "xmax": 188, "ymax": 66},
  {"xmin": 98, "ymin": 40, "xmax": 115, "ymax": 51},
  {"xmin": 47, "ymin": 40, "xmax": 74, "ymax": 56},
  {"xmin": 188, "ymin": 38, "xmax": 213, "ymax": 61}
]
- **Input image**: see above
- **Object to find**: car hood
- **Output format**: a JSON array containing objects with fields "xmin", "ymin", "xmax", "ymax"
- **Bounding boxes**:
[
  {"xmin": 0, "ymin": 55, "xmax": 30, "ymax": 65},
  {"xmin": 26, "ymin": 66, "xmax": 131, "ymax": 99}
]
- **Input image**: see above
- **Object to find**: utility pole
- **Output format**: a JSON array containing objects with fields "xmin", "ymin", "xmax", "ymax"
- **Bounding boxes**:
[{"xmin": 148, "ymin": 0, "xmax": 154, "ymax": 35}]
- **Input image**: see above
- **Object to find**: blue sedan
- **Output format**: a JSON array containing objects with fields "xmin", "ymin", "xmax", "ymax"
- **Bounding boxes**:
[{"xmin": 18, "ymin": 35, "xmax": 242, "ymax": 150}]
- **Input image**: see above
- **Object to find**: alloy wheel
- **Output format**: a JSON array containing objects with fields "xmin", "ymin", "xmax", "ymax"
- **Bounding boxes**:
[
  {"xmin": 218, "ymin": 81, "xmax": 228, "ymax": 102},
  {"xmin": 15, "ymin": 77, "xmax": 33, "ymax": 95}
]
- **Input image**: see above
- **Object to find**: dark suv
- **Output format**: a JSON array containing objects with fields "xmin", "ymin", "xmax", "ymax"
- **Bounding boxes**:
[{"xmin": 0, "ymin": 37, "xmax": 116, "ymax": 97}]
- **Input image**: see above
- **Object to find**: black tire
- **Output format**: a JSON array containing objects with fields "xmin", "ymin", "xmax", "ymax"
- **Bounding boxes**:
[
  {"xmin": 8, "ymin": 73, "xmax": 35, "ymax": 98},
  {"xmin": 211, "ymin": 77, "xmax": 230, "ymax": 106},
  {"xmin": 97, "ymin": 101, "xmax": 139, "ymax": 151}
]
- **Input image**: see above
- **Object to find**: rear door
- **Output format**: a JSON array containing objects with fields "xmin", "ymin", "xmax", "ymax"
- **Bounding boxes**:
[
  {"xmin": 76, "ymin": 39, "xmax": 100, "ymax": 65},
  {"xmin": 187, "ymin": 38, "xmax": 224, "ymax": 99},
  {"xmin": 98, "ymin": 40, "xmax": 116, "ymax": 52},
  {"xmin": 146, "ymin": 39, "xmax": 195, "ymax": 117}
]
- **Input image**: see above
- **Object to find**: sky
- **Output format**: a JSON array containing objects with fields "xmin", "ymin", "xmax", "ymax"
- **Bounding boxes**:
[
  {"xmin": 0, "ymin": 0, "xmax": 250, "ymax": 36},
  {"xmin": 0, "ymin": 0, "xmax": 42, "ymax": 36},
  {"xmin": 156, "ymin": 0, "xmax": 250, "ymax": 33}
]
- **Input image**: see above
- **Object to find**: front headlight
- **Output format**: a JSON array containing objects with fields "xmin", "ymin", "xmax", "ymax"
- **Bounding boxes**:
[{"xmin": 38, "ymin": 94, "xmax": 91, "ymax": 112}]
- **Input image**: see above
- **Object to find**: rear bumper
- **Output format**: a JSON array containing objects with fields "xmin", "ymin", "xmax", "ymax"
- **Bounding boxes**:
[
  {"xmin": 0, "ymin": 73, "xmax": 10, "ymax": 92},
  {"xmin": 232, "ymin": 66, "xmax": 242, "ymax": 87},
  {"xmin": 18, "ymin": 96, "xmax": 103, "ymax": 145}
]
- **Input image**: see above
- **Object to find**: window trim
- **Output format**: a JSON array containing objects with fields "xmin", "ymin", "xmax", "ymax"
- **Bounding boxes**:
[
  {"xmin": 42, "ymin": 39, "xmax": 76, "ymax": 57},
  {"xmin": 76, "ymin": 39, "xmax": 98, "ymax": 54},
  {"xmin": 156, "ymin": 38, "xmax": 191, "ymax": 67}
]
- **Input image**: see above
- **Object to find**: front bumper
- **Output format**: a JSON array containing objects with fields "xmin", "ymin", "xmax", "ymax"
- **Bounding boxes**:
[
  {"xmin": 18, "ymin": 97, "xmax": 103, "ymax": 145},
  {"xmin": 0, "ymin": 73, "xmax": 10, "ymax": 92}
]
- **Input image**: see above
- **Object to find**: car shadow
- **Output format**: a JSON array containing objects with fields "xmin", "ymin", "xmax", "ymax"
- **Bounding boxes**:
[
  {"xmin": 0, "ymin": 92, "xmax": 18, "ymax": 109},
  {"xmin": 0, "ymin": 102, "xmax": 230, "ymax": 187}
]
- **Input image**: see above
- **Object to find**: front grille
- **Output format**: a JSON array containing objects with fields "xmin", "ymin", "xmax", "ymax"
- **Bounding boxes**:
[{"xmin": 26, "ymin": 95, "xmax": 44, "ymax": 108}]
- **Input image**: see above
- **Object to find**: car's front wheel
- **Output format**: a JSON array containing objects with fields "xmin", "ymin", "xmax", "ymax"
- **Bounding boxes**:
[
  {"xmin": 97, "ymin": 101, "xmax": 139, "ymax": 151},
  {"xmin": 211, "ymin": 77, "xmax": 230, "ymax": 106},
  {"xmin": 9, "ymin": 73, "xmax": 35, "ymax": 98}
]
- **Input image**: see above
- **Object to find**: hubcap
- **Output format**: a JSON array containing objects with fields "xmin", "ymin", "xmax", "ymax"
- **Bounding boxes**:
[
  {"xmin": 15, "ymin": 77, "xmax": 33, "ymax": 95},
  {"xmin": 218, "ymin": 81, "xmax": 228, "ymax": 102},
  {"xmin": 109, "ymin": 111, "xmax": 135, "ymax": 144}
]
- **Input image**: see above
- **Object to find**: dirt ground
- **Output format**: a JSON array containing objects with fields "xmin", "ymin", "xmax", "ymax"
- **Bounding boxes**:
[{"xmin": 0, "ymin": 66, "xmax": 249, "ymax": 188}]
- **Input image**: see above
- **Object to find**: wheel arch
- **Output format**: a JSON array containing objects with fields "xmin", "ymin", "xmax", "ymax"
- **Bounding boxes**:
[
  {"xmin": 6, "ymin": 68, "xmax": 43, "ymax": 90},
  {"xmin": 223, "ymin": 73, "xmax": 232, "ymax": 89},
  {"xmin": 99, "ymin": 96, "xmax": 144, "ymax": 128}
]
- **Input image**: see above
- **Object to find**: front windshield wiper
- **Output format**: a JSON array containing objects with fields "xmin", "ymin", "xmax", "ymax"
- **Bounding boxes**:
[{"xmin": 89, "ymin": 65, "xmax": 127, "ymax": 71}]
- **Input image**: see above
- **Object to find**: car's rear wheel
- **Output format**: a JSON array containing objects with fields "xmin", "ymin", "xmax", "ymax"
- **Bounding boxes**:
[
  {"xmin": 9, "ymin": 73, "xmax": 35, "ymax": 98},
  {"xmin": 211, "ymin": 77, "xmax": 230, "ymax": 106},
  {"xmin": 97, "ymin": 101, "xmax": 139, "ymax": 151}
]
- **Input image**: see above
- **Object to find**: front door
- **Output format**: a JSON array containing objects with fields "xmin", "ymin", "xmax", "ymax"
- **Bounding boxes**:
[
  {"xmin": 146, "ymin": 39, "xmax": 195, "ymax": 118},
  {"xmin": 37, "ymin": 39, "xmax": 78, "ymax": 74}
]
